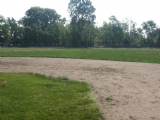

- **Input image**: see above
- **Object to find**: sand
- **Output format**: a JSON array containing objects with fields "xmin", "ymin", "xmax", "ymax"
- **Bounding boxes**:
[{"xmin": 0, "ymin": 57, "xmax": 160, "ymax": 120}]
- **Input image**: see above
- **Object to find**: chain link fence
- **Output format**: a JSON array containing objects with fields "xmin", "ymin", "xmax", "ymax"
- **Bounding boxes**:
[{"xmin": 94, "ymin": 44, "xmax": 160, "ymax": 48}]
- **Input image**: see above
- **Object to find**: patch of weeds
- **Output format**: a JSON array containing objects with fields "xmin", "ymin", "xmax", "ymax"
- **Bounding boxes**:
[
  {"xmin": 57, "ymin": 76, "xmax": 69, "ymax": 81},
  {"xmin": 45, "ymin": 83, "xmax": 54, "ymax": 87},
  {"xmin": 89, "ymin": 85, "xmax": 94, "ymax": 89},
  {"xmin": 89, "ymin": 85, "xmax": 95, "ymax": 93},
  {"xmin": 95, "ymin": 91, "xmax": 98, "ymax": 94},
  {"xmin": 48, "ymin": 76, "xmax": 54, "ymax": 79},
  {"xmin": 34, "ymin": 73, "xmax": 56, "ymax": 80},
  {"xmin": 35, "ymin": 73, "xmax": 46, "ymax": 78},
  {"xmin": 106, "ymin": 96, "xmax": 112, "ymax": 102},
  {"xmin": 100, "ymin": 99, "xmax": 103, "ymax": 104}
]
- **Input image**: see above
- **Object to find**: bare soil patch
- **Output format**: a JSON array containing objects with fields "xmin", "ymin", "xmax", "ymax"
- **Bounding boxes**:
[{"xmin": 0, "ymin": 57, "xmax": 160, "ymax": 120}]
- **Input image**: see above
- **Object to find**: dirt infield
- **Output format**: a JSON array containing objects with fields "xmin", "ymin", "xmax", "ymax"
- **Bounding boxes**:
[{"xmin": 0, "ymin": 57, "xmax": 160, "ymax": 120}]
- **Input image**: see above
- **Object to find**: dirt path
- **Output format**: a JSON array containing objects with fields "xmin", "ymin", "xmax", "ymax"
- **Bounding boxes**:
[{"xmin": 0, "ymin": 57, "xmax": 160, "ymax": 120}]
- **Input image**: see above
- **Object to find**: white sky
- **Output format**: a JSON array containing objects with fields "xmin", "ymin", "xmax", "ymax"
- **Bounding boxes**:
[{"xmin": 1, "ymin": 0, "xmax": 160, "ymax": 27}]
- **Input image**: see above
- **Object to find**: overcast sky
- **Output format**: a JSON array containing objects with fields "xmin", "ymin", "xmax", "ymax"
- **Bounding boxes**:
[{"xmin": 1, "ymin": 0, "xmax": 160, "ymax": 27}]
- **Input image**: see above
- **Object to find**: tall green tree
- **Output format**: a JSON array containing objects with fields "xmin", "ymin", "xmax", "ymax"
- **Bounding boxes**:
[
  {"xmin": 153, "ymin": 28, "xmax": 160, "ymax": 47},
  {"xmin": 129, "ymin": 20, "xmax": 137, "ymax": 45},
  {"xmin": 136, "ymin": 28, "xmax": 145, "ymax": 46},
  {"xmin": 23, "ymin": 7, "xmax": 63, "ymax": 46},
  {"xmin": 100, "ymin": 22, "xmax": 112, "ymax": 45},
  {"xmin": 7, "ymin": 17, "xmax": 22, "ymax": 45},
  {"xmin": 68, "ymin": 0, "xmax": 96, "ymax": 47},
  {"xmin": 0, "ymin": 15, "xmax": 10, "ymax": 46},
  {"xmin": 142, "ymin": 20, "xmax": 157, "ymax": 46},
  {"xmin": 109, "ymin": 16, "xmax": 123, "ymax": 45},
  {"xmin": 121, "ymin": 18, "xmax": 130, "ymax": 45}
]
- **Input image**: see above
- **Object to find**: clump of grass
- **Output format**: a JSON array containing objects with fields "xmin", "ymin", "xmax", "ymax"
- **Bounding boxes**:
[
  {"xmin": 106, "ymin": 96, "xmax": 113, "ymax": 102},
  {"xmin": 35, "ymin": 73, "xmax": 47, "ymax": 78},
  {"xmin": 0, "ymin": 72, "xmax": 103, "ymax": 120},
  {"xmin": 34, "ymin": 73, "xmax": 70, "ymax": 81},
  {"xmin": 57, "ymin": 76, "xmax": 69, "ymax": 81}
]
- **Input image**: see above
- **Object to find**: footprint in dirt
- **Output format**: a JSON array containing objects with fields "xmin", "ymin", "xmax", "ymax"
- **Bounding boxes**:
[{"xmin": 129, "ymin": 116, "xmax": 137, "ymax": 120}]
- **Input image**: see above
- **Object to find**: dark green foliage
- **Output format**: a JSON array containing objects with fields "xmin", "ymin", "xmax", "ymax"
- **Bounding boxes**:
[
  {"xmin": 0, "ymin": 15, "xmax": 10, "ymax": 46},
  {"xmin": 1, "ymin": 3, "xmax": 160, "ymax": 47},
  {"xmin": 154, "ymin": 28, "xmax": 160, "ymax": 45},
  {"xmin": 0, "ymin": 73, "xmax": 103, "ymax": 120},
  {"xmin": 22, "ymin": 7, "xmax": 64, "ymax": 47},
  {"xmin": 7, "ymin": 17, "xmax": 24, "ymax": 46},
  {"xmin": 106, "ymin": 96, "xmax": 112, "ymax": 102},
  {"xmin": 68, "ymin": 0, "xmax": 96, "ymax": 47}
]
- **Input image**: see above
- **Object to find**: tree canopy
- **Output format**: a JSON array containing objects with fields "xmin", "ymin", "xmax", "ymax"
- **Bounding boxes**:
[
  {"xmin": 68, "ymin": 0, "xmax": 96, "ymax": 47},
  {"xmin": 0, "ymin": 1, "xmax": 160, "ymax": 48}
]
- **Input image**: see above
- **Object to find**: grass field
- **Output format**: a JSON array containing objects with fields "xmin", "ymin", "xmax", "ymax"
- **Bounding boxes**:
[
  {"xmin": 0, "ymin": 73, "xmax": 102, "ymax": 120},
  {"xmin": 0, "ymin": 47, "xmax": 160, "ymax": 63}
]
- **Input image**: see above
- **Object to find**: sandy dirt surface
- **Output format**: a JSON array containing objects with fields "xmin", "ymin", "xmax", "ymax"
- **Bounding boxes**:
[{"xmin": 0, "ymin": 57, "xmax": 160, "ymax": 120}]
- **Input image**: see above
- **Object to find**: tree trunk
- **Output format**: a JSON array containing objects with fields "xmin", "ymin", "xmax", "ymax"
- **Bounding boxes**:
[{"xmin": 79, "ymin": 30, "xmax": 82, "ymax": 47}]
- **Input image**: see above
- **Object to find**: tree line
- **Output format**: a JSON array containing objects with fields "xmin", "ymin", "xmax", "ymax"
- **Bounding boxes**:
[{"xmin": 0, "ymin": 0, "xmax": 160, "ymax": 48}]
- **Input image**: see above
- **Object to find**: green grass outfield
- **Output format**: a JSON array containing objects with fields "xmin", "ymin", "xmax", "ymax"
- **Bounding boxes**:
[
  {"xmin": 0, "ymin": 73, "xmax": 103, "ymax": 120},
  {"xmin": 0, "ymin": 48, "xmax": 160, "ymax": 63}
]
